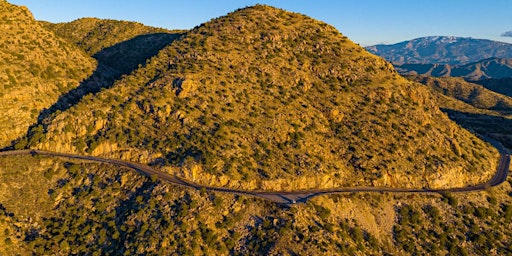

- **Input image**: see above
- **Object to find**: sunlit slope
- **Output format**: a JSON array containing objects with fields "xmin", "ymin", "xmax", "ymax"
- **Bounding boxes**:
[
  {"xmin": 26, "ymin": 5, "xmax": 498, "ymax": 189},
  {"xmin": 0, "ymin": 1, "xmax": 95, "ymax": 147},
  {"xmin": 1, "ymin": 152, "xmax": 511, "ymax": 255},
  {"xmin": 411, "ymin": 76, "xmax": 512, "ymax": 149},
  {"xmin": 416, "ymin": 76, "xmax": 512, "ymax": 113}
]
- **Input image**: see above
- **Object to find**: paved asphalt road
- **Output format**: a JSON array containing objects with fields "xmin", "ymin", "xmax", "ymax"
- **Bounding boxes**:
[{"xmin": 0, "ymin": 149, "xmax": 509, "ymax": 204}]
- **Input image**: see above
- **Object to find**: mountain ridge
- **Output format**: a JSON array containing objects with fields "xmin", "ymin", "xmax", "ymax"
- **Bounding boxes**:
[
  {"xmin": 366, "ymin": 36, "xmax": 512, "ymax": 65},
  {"xmin": 36, "ymin": 18, "xmax": 184, "ymax": 121},
  {"xmin": 396, "ymin": 57, "xmax": 512, "ymax": 80},
  {"xmin": 1, "ymin": 3, "xmax": 512, "ymax": 255}
]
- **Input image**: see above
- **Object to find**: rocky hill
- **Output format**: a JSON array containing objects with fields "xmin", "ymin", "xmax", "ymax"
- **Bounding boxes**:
[
  {"xmin": 396, "ymin": 58, "xmax": 512, "ymax": 81},
  {"xmin": 37, "ymin": 18, "xmax": 184, "ymax": 121},
  {"xmin": 1, "ymin": 3, "xmax": 511, "ymax": 255},
  {"xmin": 366, "ymin": 36, "xmax": 512, "ymax": 65},
  {"xmin": 20, "ymin": 5, "xmax": 498, "ymax": 191},
  {"xmin": 0, "ymin": 1, "xmax": 96, "ymax": 148}
]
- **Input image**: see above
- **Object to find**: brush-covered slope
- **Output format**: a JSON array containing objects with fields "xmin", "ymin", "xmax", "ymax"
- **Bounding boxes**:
[
  {"xmin": 25, "ymin": 5, "xmax": 498, "ymax": 190},
  {"xmin": 36, "ymin": 18, "xmax": 183, "ymax": 121},
  {"xmin": 415, "ymin": 76, "xmax": 512, "ymax": 113},
  {"xmin": 0, "ymin": 1, "xmax": 96, "ymax": 147},
  {"xmin": 42, "ymin": 18, "xmax": 185, "ymax": 74},
  {"xmin": 412, "ymin": 76, "xmax": 512, "ymax": 149},
  {"xmin": 42, "ymin": 18, "xmax": 175, "ymax": 56},
  {"xmin": 1, "ymin": 154, "xmax": 511, "ymax": 255}
]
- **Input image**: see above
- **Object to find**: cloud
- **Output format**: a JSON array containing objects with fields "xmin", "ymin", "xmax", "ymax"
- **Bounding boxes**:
[{"xmin": 501, "ymin": 31, "xmax": 512, "ymax": 37}]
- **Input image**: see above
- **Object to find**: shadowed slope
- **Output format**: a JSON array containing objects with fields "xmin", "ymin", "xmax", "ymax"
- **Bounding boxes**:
[
  {"xmin": 476, "ymin": 77, "xmax": 512, "ymax": 97},
  {"xmin": 36, "ymin": 32, "xmax": 183, "ymax": 122},
  {"xmin": 413, "ymin": 76, "xmax": 512, "ymax": 114}
]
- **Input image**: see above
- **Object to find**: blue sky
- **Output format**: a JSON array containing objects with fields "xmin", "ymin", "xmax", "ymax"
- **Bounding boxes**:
[{"xmin": 8, "ymin": 0, "xmax": 512, "ymax": 46}]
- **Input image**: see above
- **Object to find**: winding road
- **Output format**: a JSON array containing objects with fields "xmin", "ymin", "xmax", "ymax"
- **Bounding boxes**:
[{"xmin": 0, "ymin": 149, "xmax": 509, "ymax": 204}]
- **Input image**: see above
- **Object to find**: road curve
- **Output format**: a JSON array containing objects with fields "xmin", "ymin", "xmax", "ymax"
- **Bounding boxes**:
[{"xmin": 0, "ymin": 149, "xmax": 509, "ymax": 204}]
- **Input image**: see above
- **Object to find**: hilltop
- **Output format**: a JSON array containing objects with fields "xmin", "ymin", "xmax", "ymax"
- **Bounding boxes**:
[
  {"xmin": 0, "ymin": 1, "xmax": 96, "ymax": 147},
  {"xmin": 396, "ymin": 58, "xmax": 512, "ymax": 81},
  {"xmin": 1, "ymin": 4, "xmax": 511, "ymax": 255},
  {"xmin": 21, "ymin": 5, "xmax": 498, "ymax": 190},
  {"xmin": 366, "ymin": 36, "xmax": 512, "ymax": 65}
]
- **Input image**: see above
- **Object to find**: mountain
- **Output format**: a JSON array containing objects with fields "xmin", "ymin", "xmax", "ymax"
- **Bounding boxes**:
[
  {"xmin": 366, "ymin": 36, "xmax": 512, "ymax": 65},
  {"xmin": 395, "ymin": 58, "xmax": 512, "ymax": 81},
  {"xmin": 1, "ymin": 4, "xmax": 511, "ymax": 255},
  {"xmin": 0, "ymin": 1, "xmax": 96, "ymax": 147},
  {"xmin": 20, "ymin": 5, "xmax": 498, "ymax": 192}
]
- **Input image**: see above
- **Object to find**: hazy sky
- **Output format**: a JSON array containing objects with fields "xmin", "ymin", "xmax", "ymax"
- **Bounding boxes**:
[{"xmin": 8, "ymin": 0, "xmax": 512, "ymax": 46}]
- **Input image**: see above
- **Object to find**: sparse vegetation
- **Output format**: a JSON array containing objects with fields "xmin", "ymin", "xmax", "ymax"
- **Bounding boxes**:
[
  {"xmin": 412, "ymin": 75, "xmax": 512, "ymax": 149},
  {"xmin": 0, "ymin": 1, "xmax": 96, "ymax": 147},
  {"xmin": 1, "ymin": 2, "xmax": 511, "ymax": 255},
  {"xmin": 24, "ymin": 5, "xmax": 497, "ymax": 191},
  {"xmin": 1, "ymin": 154, "xmax": 511, "ymax": 255}
]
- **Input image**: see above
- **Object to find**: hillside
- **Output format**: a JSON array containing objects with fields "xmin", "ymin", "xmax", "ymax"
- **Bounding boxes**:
[
  {"xmin": 20, "ymin": 5, "xmax": 499, "ymax": 191},
  {"xmin": 415, "ymin": 76, "xmax": 512, "ymax": 113},
  {"xmin": 42, "ymin": 18, "xmax": 173, "ymax": 56},
  {"xmin": 0, "ymin": 1, "xmax": 96, "ymax": 147},
  {"xmin": 396, "ymin": 58, "xmax": 512, "ymax": 81},
  {"xmin": 1, "ymin": 152, "xmax": 511, "ymax": 255},
  {"xmin": 366, "ymin": 36, "xmax": 512, "ymax": 65},
  {"xmin": 476, "ymin": 77, "xmax": 512, "ymax": 97},
  {"xmin": 1, "ymin": 4, "xmax": 511, "ymax": 255},
  {"xmin": 42, "ymin": 18, "xmax": 185, "ymax": 73},
  {"xmin": 36, "ymin": 18, "xmax": 184, "ymax": 121},
  {"xmin": 411, "ymin": 76, "xmax": 512, "ymax": 149}
]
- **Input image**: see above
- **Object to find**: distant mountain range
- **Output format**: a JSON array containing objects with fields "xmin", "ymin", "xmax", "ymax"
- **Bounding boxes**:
[
  {"xmin": 366, "ymin": 36, "xmax": 512, "ymax": 65},
  {"xmin": 395, "ymin": 57, "xmax": 512, "ymax": 81}
]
